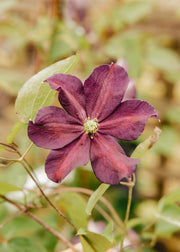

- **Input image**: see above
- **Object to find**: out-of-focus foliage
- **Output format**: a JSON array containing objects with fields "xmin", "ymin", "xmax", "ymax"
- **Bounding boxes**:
[{"xmin": 0, "ymin": 0, "xmax": 180, "ymax": 251}]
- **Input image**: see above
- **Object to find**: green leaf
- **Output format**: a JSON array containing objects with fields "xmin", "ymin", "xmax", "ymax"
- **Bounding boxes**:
[
  {"xmin": 80, "ymin": 236, "xmax": 94, "ymax": 252},
  {"xmin": 123, "ymin": 246, "xmax": 157, "ymax": 252},
  {"xmin": 0, "ymin": 182, "xmax": 21, "ymax": 195},
  {"xmin": 147, "ymin": 47, "xmax": 180, "ymax": 72},
  {"xmin": 158, "ymin": 187, "xmax": 180, "ymax": 211},
  {"xmin": 48, "ymin": 22, "xmax": 78, "ymax": 62},
  {"xmin": 1, "ymin": 215, "xmax": 40, "ymax": 239},
  {"xmin": 8, "ymin": 237, "xmax": 47, "ymax": 252},
  {"xmin": 122, "ymin": 34, "xmax": 142, "ymax": 77},
  {"xmin": 119, "ymin": 1, "xmax": 154, "ymax": 24},
  {"xmin": 86, "ymin": 183, "xmax": 110, "ymax": 215},
  {"xmin": 104, "ymin": 33, "xmax": 142, "ymax": 77},
  {"xmin": 102, "ymin": 221, "xmax": 114, "ymax": 243},
  {"xmin": 155, "ymin": 205, "xmax": 180, "ymax": 236},
  {"xmin": 80, "ymin": 231, "xmax": 113, "ymax": 252},
  {"xmin": 58, "ymin": 191, "xmax": 88, "ymax": 229},
  {"xmin": 15, "ymin": 54, "xmax": 79, "ymax": 123},
  {"xmin": 0, "ymin": 163, "xmax": 27, "ymax": 188}
]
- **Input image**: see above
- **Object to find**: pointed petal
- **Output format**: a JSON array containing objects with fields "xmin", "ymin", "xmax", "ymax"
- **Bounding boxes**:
[
  {"xmin": 99, "ymin": 100, "xmax": 158, "ymax": 140},
  {"xmin": 45, "ymin": 74, "xmax": 87, "ymax": 122},
  {"xmin": 84, "ymin": 64, "xmax": 129, "ymax": 122},
  {"xmin": 122, "ymin": 79, "xmax": 136, "ymax": 101},
  {"xmin": 90, "ymin": 133, "xmax": 139, "ymax": 185},
  {"xmin": 117, "ymin": 58, "xmax": 129, "ymax": 71},
  {"xmin": 45, "ymin": 134, "xmax": 90, "ymax": 183},
  {"xmin": 28, "ymin": 106, "xmax": 83, "ymax": 149},
  {"xmin": 116, "ymin": 59, "xmax": 136, "ymax": 101}
]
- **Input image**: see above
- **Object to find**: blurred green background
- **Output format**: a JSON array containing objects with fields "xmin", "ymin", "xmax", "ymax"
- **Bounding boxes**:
[{"xmin": 0, "ymin": 0, "xmax": 180, "ymax": 251}]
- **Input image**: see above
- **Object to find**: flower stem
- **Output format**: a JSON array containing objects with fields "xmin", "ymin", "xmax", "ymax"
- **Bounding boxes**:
[
  {"xmin": 0, "ymin": 143, "xmax": 77, "ymax": 231},
  {"xmin": 20, "ymin": 159, "xmax": 77, "ymax": 231},
  {"xmin": 124, "ymin": 183, "xmax": 133, "ymax": 226},
  {"xmin": 51, "ymin": 186, "xmax": 125, "ymax": 229},
  {"xmin": 0, "ymin": 195, "xmax": 78, "ymax": 252},
  {"xmin": 119, "ymin": 174, "xmax": 136, "ymax": 252}
]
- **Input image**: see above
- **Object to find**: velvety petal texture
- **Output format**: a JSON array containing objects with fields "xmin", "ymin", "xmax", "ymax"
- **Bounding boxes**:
[
  {"xmin": 99, "ymin": 100, "xmax": 158, "ymax": 140},
  {"xmin": 84, "ymin": 64, "xmax": 129, "ymax": 122},
  {"xmin": 45, "ymin": 74, "xmax": 87, "ymax": 122},
  {"xmin": 45, "ymin": 134, "xmax": 90, "ymax": 183},
  {"xmin": 90, "ymin": 133, "xmax": 139, "ymax": 184},
  {"xmin": 28, "ymin": 106, "xmax": 83, "ymax": 149},
  {"xmin": 28, "ymin": 63, "xmax": 159, "ymax": 185}
]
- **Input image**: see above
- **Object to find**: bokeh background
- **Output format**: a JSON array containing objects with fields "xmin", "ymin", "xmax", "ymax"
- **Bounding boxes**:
[{"xmin": 0, "ymin": 0, "xmax": 180, "ymax": 251}]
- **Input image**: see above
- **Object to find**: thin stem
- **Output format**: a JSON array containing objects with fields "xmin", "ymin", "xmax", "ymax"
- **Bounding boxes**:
[
  {"xmin": 119, "ymin": 174, "xmax": 136, "ymax": 252},
  {"xmin": 0, "ymin": 195, "xmax": 78, "ymax": 252},
  {"xmin": 0, "ymin": 210, "xmax": 24, "ymax": 228},
  {"xmin": 26, "ymin": 212, "xmax": 78, "ymax": 252},
  {"xmin": 20, "ymin": 159, "xmax": 77, "ymax": 230},
  {"xmin": 124, "ymin": 186, "xmax": 133, "ymax": 226},
  {"xmin": 18, "ymin": 142, "xmax": 33, "ymax": 161},
  {"xmin": 6, "ymin": 144, "xmax": 77, "ymax": 230},
  {"xmin": 0, "ymin": 151, "xmax": 77, "ymax": 230},
  {"xmin": 0, "ymin": 142, "xmax": 17, "ymax": 152},
  {"xmin": 51, "ymin": 186, "xmax": 125, "ymax": 229}
]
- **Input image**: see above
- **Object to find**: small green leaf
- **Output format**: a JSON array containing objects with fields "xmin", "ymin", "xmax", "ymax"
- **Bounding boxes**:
[
  {"xmin": 0, "ymin": 182, "xmax": 21, "ymax": 195},
  {"xmin": 15, "ymin": 54, "xmax": 79, "ymax": 123},
  {"xmin": 102, "ymin": 221, "xmax": 114, "ymax": 243},
  {"xmin": 86, "ymin": 183, "xmax": 110, "ymax": 215},
  {"xmin": 119, "ymin": 1, "xmax": 154, "ymax": 24},
  {"xmin": 58, "ymin": 191, "xmax": 88, "ymax": 229},
  {"xmin": 80, "ymin": 231, "xmax": 113, "ymax": 252},
  {"xmin": 122, "ymin": 35, "xmax": 142, "ymax": 77},
  {"xmin": 158, "ymin": 187, "xmax": 180, "ymax": 211},
  {"xmin": 155, "ymin": 205, "xmax": 180, "ymax": 236},
  {"xmin": 147, "ymin": 47, "xmax": 180, "ymax": 72},
  {"xmin": 80, "ymin": 236, "xmax": 94, "ymax": 252},
  {"xmin": 8, "ymin": 237, "xmax": 47, "ymax": 252},
  {"xmin": 1, "ymin": 215, "xmax": 40, "ymax": 239},
  {"xmin": 0, "ymin": 163, "xmax": 27, "ymax": 188}
]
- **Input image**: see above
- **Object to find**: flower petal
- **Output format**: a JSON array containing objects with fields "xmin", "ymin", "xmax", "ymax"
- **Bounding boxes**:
[
  {"xmin": 45, "ymin": 74, "xmax": 87, "ymax": 122},
  {"xmin": 99, "ymin": 99, "xmax": 158, "ymax": 140},
  {"xmin": 90, "ymin": 133, "xmax": 139, "ymax": 185},
  {"xmin": 122, "ymin": 79, "xmax": 136, "ymax": 101},
  {"xmin": 84, "ymin": 64, "xmax": 129, "ymax": 122},
  {"xmin": 117, "ymin": 58, "xmax": 129, "ymax": 71},
  {"xmin": 45, "ymin": 134, "xmax": 90, "ymax": 183},
  {"xmin": 116, "ymin": 59, "xmax": 136, "ymax": 101},
  {"xmin": 28, "ymin": 106, "xmax": 83, "ymax": 149}
]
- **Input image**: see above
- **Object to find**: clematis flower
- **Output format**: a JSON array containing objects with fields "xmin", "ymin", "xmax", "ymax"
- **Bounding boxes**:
[{"xmin": 28, "ymin": 63, "xmax": 158, "ymax": 185}]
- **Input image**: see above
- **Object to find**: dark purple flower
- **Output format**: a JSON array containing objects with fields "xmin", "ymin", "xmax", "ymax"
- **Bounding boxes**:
[{"xmin": 28, "ymin": 63, "xmax": 158, "ymax": 185}]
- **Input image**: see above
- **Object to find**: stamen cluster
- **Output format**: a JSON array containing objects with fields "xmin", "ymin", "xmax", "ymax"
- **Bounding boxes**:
[{"xmin": 83, "ymin": 117, "xmax": 98, "ymax": 138}]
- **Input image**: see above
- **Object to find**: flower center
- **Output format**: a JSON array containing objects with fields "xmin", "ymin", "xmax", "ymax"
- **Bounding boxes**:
[{"xmin": 83, "ymin": 117, "xmax": 98, "ymax": 139}]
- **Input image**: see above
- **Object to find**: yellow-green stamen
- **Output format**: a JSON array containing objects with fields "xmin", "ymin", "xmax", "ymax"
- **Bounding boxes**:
[{"xmin": 83, "ymin": 117, "xmax": 98, "ymax": 139}]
